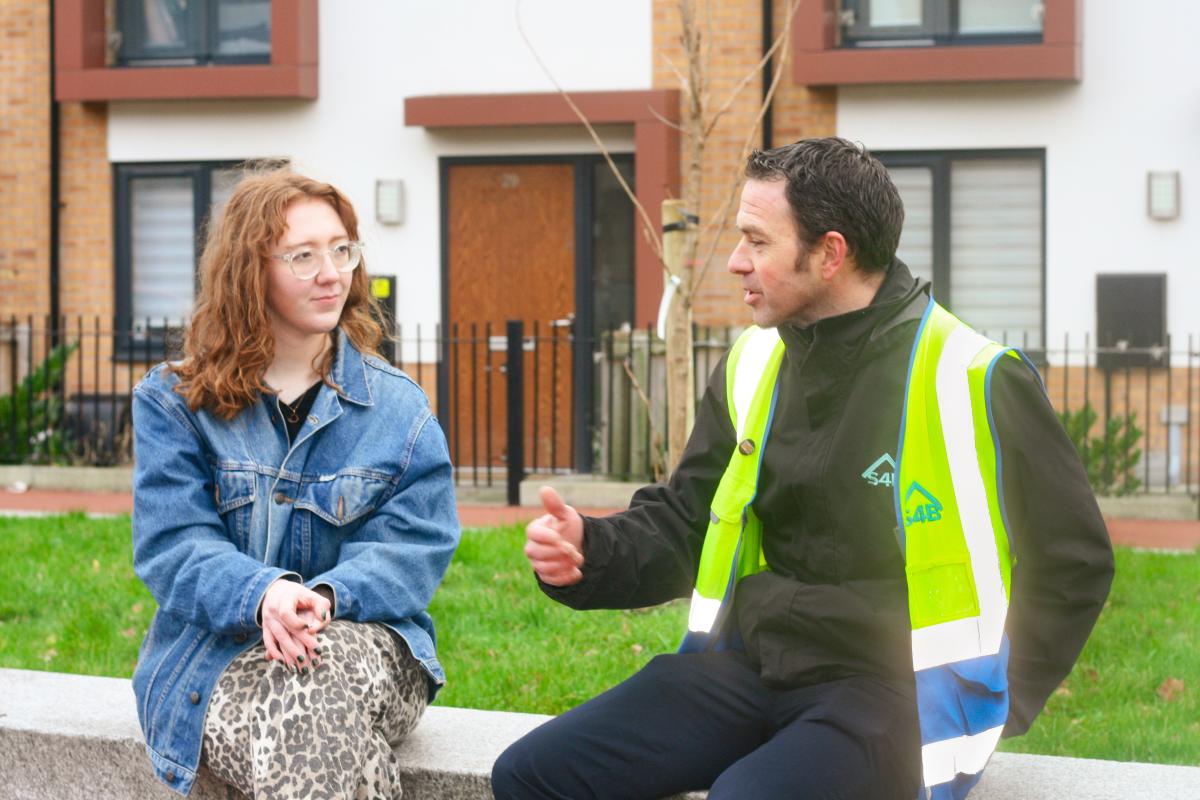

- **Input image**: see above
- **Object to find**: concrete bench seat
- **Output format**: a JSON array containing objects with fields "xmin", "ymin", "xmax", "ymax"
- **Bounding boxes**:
[{"xmin": 2, "ymin": 668, "xmax": 1197, "ymax": 800}]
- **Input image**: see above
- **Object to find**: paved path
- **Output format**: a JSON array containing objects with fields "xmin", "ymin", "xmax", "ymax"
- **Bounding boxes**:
[{"xmin": 2, "ymin": 488, "xmax": 1197, "ymax": 551}]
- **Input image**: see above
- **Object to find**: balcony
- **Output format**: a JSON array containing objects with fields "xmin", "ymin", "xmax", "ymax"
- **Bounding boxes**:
[
  {"xmin": 793, "ymin": 0, "xmax": 1080, "ymax": 86},
  {"xmin": 55, "ymin": 0, "xmax": 318, "ymax": 102}
]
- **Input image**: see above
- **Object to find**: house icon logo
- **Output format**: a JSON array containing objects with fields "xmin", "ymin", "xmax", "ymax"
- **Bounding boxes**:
[
  {"xmin": 904, "ymin": 481, "xmax": 943, "ymax": 525},
  {"xmin": 861, "ymin": 453, "xmax": 896, "ymax": 487}
]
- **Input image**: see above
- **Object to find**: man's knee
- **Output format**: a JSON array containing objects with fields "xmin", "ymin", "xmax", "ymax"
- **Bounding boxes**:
[{"xmin": 491, "ymin": 736, "xmax": 545, "ymax": 800}]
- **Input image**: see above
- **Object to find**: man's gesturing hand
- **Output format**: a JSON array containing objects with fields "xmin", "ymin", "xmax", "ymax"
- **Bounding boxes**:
[{"xmin": 524, "ymin": 485, "xmax": 585, "ymax": 586}]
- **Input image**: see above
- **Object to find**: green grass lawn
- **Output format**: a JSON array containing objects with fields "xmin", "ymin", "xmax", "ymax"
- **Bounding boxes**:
[{"xmin": 0, "ymin": 514, "xmax": 1196, "ymax": 765}]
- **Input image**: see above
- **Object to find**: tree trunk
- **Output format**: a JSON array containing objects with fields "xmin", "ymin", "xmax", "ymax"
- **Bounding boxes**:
[{"xmin": 661, "ymin": 200, "xmax": 695, "ymax": 473}]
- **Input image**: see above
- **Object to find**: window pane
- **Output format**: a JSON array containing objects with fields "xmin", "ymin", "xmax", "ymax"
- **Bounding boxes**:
[
  {"xmin": 591, "ymin": 160, "xmax": 636, "ymax": 337},
  {"xmin": 209, "ymin": 167, "xmax": 243, "ymax": 218},
  {"xmin": 958, "ymin": 0, "xmax": 1042, "ymax": 35},
  {"xmin": 216, "ymin": 0, "xmax": 271, "ymax": 57},
  {"xmin": 949, "ymin": 159, "xmax": 1042, "ymax": 348},
  {"xmin": 137, "ymin": 0, "xmax": 191, "ymax": 50},
  {"xmin": 869, "ymin": 0, "xmax": 922, "ymax": 27},
  {"xmin": 131, "ymin": 176, "xmax": 196, "ymax": 324},
  {"xmin": 888, "ymin": 166, "xmax": 934, "ymax": 286}
]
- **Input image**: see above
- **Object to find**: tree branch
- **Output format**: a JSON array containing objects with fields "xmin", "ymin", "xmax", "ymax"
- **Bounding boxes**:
[
  {"xmin": 515, "ymin": 0, "xmax": 664, "ymax": 261},
  {"xmin": 692, "ymin": 0, "xmax": 799, "ymax": 291},
  {"xmin": 701, "ymin": 0, "xmax": 801, "ymax": 143}
]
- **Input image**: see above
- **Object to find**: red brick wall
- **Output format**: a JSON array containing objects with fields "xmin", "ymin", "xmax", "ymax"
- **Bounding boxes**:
[
  {"xmin": 1, "ymin": 0, "xmax": 112, "ymax": 393},
  {"xmin": 59, "ymin": 101, "xmax": 112, "ymax": 321},
  {"xmin": 652, "ymin": 0, "xmax": 836, "ymax": 328},
  {"xmin": 0, "ymin": 0, "xmax": 52, "ymax": 319}
]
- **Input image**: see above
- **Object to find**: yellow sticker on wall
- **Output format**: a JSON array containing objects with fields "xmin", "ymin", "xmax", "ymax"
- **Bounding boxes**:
[{"xmin": 371, "ymin": 278, "xmax": 392, "ymax": 299}]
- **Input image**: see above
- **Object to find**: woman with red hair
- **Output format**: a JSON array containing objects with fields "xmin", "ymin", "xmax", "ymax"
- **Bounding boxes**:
[{"xmin": 130, "ymin": 168, "xmax": 460, "ymax": 798}]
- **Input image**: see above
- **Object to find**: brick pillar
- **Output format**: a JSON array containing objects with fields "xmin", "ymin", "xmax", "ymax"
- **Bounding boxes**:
[
  {"xmin": 0, "ymin": 0, "xmax": 52, "ymax": 319},
  {"xmin": 653, "ymin": 0, "xmax": 837, "ymax": 329},
  {"xmin": 60, "ymin": 101, "xmax": 111, "ymax": 321}
]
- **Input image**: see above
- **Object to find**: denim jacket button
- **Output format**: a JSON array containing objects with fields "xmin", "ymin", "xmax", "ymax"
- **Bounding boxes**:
[
  {"xmin": 233, "ymin": 632, "xmax": 248, "ymax": 644},
  {"xmin": 274, "ymin": 491, "xmax": 289, "ymax": 504},
  {"xmin": 165, "ymin": 771, "xmax": 176, "ymax": 783},
  {"xmin": 189, "ymin": 691, "xmax": 201, "ymax": 705}
]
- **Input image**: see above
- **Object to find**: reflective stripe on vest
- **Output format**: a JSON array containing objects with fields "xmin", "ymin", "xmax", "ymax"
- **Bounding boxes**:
[
  {"xmin": 684, "ymin": 300, "xmax": 1031, "ymax": 799},
  {"xmin": 684, "ymin": 326, "xmax": 784, "ymax": 645}
]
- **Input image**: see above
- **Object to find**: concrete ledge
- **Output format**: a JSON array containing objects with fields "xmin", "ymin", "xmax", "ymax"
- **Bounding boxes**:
[
  {"xmin": 0, "ymin": 465, "xmax": 134, "ymax": 493},
  {"xmin": 5, "ymin": 466, "xmax": 1198, "ymax": 521},
  {"xmin": 519, "ymin": 474, "xmax": 640, "ymax": 509},
  {"xmin": 525, "ymin": 472, "xmax": 1200, "ymax": 521},
  {"xmin": 3, "ymin": 668, "xmax": 1199, "ymax": 800},
  {"xmin": 1095, "ymin": 493, "xmax": 1199, "ymax": 521}
]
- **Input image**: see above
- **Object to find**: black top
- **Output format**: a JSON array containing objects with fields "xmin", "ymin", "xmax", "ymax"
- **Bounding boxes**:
[
  {"xmin": 269, "ymin": 380, "xmax": 323, "ymax": 443},
  {"xmin": 541, "ymin": 259, "xmax": 1114, "ymax": 737}
]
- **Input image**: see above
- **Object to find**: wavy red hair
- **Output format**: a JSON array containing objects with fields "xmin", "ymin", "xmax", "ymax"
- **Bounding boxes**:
[{"xmin": 171, "ymin": 168, "xmax": 383, "ymax": 419}]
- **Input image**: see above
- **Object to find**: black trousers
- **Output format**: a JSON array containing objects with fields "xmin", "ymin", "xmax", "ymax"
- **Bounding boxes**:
[{"xmin": 492, "ymin": 650, "xmax": 922, "ymax": 800}]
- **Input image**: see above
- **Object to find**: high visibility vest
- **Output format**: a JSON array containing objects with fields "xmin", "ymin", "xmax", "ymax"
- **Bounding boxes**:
[{"xmin": 682, "ymin": 299, "xmax": 1033, "ymax": 800}]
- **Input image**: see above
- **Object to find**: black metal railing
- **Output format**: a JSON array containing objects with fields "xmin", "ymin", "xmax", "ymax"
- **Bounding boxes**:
[{"xmin": 2, "ymin": 316, "xmax": 1197, "ymax": 502}]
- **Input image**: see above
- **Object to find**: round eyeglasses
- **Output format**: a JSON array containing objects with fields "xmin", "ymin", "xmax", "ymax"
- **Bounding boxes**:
[{"xmin": 272, "ymin": 241, "xmax": 364, "ymax": 280}]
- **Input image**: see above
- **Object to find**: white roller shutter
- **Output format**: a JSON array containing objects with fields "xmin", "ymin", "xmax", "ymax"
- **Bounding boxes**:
[
  {"xmin": 950, "ymin": 159, "xmax": 1043, "ymax": 349},
  {"xmin": 890, "ymin": 166, "xmax": 934, "ymax": 285},
  {"xmin": 131, "ymin": 175, "xmax": 195, "ymax": 326}
]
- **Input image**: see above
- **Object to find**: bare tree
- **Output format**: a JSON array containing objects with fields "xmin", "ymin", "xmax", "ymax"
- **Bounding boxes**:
[{"xmin": 519, "ymin": 0, "xmax": 799, "ymax": 473}]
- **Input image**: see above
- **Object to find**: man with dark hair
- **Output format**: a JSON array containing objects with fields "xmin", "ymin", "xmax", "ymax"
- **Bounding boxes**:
[{"xmin": 493, "ymin": 137, "xmax": 1112, "ymax": 800}]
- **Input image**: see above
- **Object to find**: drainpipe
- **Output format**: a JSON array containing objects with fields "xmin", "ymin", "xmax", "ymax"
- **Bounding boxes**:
[
  {"xmin": 761, "ymin": 0, "xmax": 774, "ymax": 151},
  {"xmin": 48, "ymin": 0, "xmax": 62, "ymax": 346}
]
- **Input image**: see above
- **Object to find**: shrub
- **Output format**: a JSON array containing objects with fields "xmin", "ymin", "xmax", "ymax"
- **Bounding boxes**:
[
  {"xmin": 1058, "ymin": 403, "xmax": 1143, "ymax": 496},
  {"xmin": 0, "ymin": 342, "xmax": 79, "ymax": 464}
]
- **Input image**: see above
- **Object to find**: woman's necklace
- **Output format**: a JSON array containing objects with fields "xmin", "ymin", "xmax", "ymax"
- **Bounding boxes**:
[{"xmin": 279, "ymin": 394, "xmax": 303, "ymax": 423}]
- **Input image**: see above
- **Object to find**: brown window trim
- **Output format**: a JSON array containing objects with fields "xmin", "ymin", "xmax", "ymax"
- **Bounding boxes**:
[
  {"xmin": 793, "ymin": 0, "xmax": 1080, "ymax": 86},
  {"xmin": 55, "ymin": 0, "xmax": 318, "ymax": 101},
  {"xmin": 405, "ymin": 90, "xmax": 681, "ymax": 327}
]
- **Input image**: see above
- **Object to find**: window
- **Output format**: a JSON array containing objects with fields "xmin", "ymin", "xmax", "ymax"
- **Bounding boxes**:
[
  {"xmin": 880, "ymin": 151, "xmax": 1045, "ymax": 350},
  {"xmin": 842, "ymin": 0, "xmax": 1043, "ymax": 47},
  {"xmin": 114, "ymin": 162, "xmax": 244, "ymax": 350},
  {"xmin": 116, "ymin": 0, "xmax": 271, "ymax": 66}
]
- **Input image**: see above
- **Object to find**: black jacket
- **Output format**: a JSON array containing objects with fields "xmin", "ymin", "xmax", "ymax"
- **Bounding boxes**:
[{"xmin": 544, "ymin": 260, "xmax": 1114, "ymax": 736}]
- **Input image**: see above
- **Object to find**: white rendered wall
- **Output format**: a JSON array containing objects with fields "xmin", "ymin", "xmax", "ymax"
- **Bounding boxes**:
[
  {"xmin": 107, "ymin": 0, "xmax": 650, "ymax": 337},
  {"xmin": 836, "ymin": 4, "xmax": 1200, "ymax": 356}
]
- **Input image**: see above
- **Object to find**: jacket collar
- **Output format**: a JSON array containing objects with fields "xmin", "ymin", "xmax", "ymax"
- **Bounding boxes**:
[
  {"xmin": 777, "ymin": 258, "xmax": 929, "ymax": 360},
  {"xmin": 328, "ymin": 329, "xmax": 374, "ymax": 407}
]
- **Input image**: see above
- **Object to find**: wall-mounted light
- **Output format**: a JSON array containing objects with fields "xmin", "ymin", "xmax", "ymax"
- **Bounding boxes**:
[
  {"xmin": 1147, "ymin": 171, "xmax": 1180, "ymax": 220},
  {"xmin": 375, "ymin": 179, "xmax": 405, "ymax": 225}
]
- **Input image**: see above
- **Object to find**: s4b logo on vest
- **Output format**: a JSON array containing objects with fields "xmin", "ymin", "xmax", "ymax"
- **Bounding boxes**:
[
  {"xmin": 861, "ymin": 453, "xmax": 896, "ymax": 487},
  {"xmin": 904, "ymin": 481, "xmax": 943, "ymax": 525}
]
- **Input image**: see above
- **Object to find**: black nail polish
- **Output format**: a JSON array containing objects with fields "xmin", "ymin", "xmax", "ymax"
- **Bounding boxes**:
[
  {"xmin": 314, "ymin": 646, "xmax": 323, "ymax": 655},
  {"xmin": 301, "ymin": 666, "xmax": 309, "ymax": 675},
  {"xmin": 297, "ymin": 654, "xmax": 305, "ymax": 663}
]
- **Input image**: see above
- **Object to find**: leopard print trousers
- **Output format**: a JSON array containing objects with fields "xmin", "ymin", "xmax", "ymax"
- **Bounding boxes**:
[{"xmin": 202, "ymin": 620, "xmax": 429, "ymax": 799}]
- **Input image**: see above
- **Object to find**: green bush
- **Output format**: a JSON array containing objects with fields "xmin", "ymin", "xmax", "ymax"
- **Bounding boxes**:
[
  {"xmin": 0, "ymin": 342, "xmax": 79, "ymax": 464},
  {"xmin": 1058, "ymin": 403, "xmax": 1143, "ymax": 496}
]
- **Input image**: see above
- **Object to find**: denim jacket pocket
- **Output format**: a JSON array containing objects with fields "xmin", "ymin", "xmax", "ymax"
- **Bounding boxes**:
[
  {"xmin": 213, "ymin": 467, "xmax": 257, "ymax": 551},
  {"xmin": 294, "ymin": 472, "xmax": 393, "ymax": 528}
]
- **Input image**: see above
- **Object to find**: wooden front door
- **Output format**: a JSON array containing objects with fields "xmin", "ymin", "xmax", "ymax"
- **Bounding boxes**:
[{"xmin": 445, "ymin": 162, "xmax": 576, "ymax": 472}]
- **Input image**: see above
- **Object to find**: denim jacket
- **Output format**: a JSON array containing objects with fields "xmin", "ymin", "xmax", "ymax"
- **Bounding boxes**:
[{"xmin": 130, "ymin": 332, "xmax": 460, "ymax": 795}]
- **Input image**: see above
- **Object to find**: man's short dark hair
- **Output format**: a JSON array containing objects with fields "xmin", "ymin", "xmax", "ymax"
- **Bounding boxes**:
[{"xmin": 745, "ymin": 137, "xmax": 904, "ymax": 273}]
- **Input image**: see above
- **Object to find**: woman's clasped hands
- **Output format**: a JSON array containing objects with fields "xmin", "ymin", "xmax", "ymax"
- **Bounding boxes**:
[{"xmin": 259, "ymin": 579, "xmax": 333, "ymax": 674}]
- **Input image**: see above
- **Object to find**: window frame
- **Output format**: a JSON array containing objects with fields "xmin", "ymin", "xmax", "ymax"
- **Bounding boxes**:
[
  {"xmin": 790, "ymin": 0, "xmax": 1078, "ymax": 86},
  {"xmin": 113, "ymin": 160, "xmax": 241, "ymax": 360},
  {"xmin": 842, "ymin": 0, "xmax": 1044, "ymax": 48},
  {"xmin": 876, "ymin": 148, "xmax": 1047, "ymax": 357},
  {"xmin": 116, "ymin": 0, "xmax": 272, "ymax": 67}
]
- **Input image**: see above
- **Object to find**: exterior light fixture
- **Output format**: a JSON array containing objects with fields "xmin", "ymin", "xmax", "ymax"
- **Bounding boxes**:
[
  {"xmin": 1147, "ymin": 171, "xmax": 1180, "ymax": 220},
  {"xmin": 375, "ymin": 179, "xmax": 405, "ymax": 225}
]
